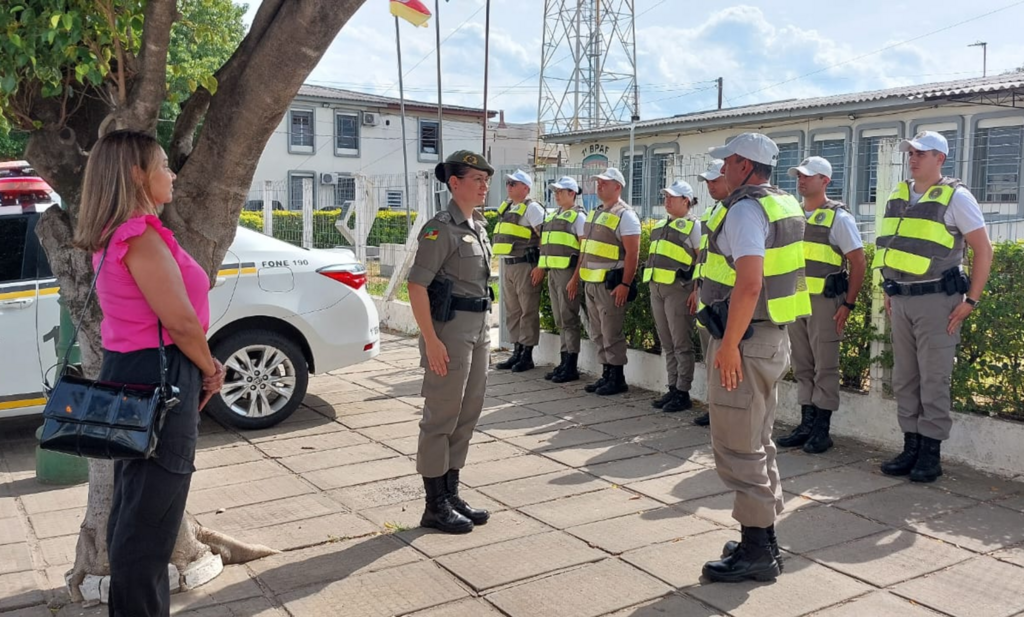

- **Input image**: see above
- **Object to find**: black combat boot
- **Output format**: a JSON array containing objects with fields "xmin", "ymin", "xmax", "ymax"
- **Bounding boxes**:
[
  {"xmin": 651, "ymin": 386, "xmax": 678, "ymax": 409},
  {"xmin": 721, "ymin": 525, "xmax": 783, "ymax": 572},
  {"xmin": 511, "ymin": 345, "xmax": 535, "ymax": 373},
  {"xmin": 693, "ymin": 412, "xmax": 711, "ymax": 427},
  {"xmin": 802, "ymin": 408, "xmax": 834, "ymax": 454},
  {"xmin": 552, "ymin": 353, "xmax": 580, "ymax": 383},
  {"xmin": 420, "ymin": 475, "xmax": 473, "ymax": 534},
  {"xmin": 596, "ymin": 365, "xmax": 628, "ymax": 396},
  {"xmin": 495, "ymin": 343, "xmax": 522, "ymax": 370},
  {"xmin": 909, "ymin": 436, "xmax": 943, "ymax": 483},
  {"xmin": 881, "ymin": 432, "xmax": 921, "ymax": 476},
  {"xmin": 585, "ymin": 365, "xmax": 611, "ymax": 393},
  {"xmin": 663, "ymin": 390, "xmax": 693, "ymax": 413},
  {"xmin": 445, "ymin": 469, "xmax": 489, "ymax": 524},
  {"xmin": 775, "ymin": 405, "xmax": 817, "ymax": 448},
  {"xmin": 545, "ymin": 352, "xmax": 568, "ymax": 380},
  {"xmin": 703, "ymin": 526, "xmax": 781, "ymax": 583}
]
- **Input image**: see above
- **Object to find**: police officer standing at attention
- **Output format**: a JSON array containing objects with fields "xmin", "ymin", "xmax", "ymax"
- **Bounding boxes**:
[
  {"xmin": 493, "ymin": 169, "xmax": 546, "ymax": 372},
  {"xmin": 532, "ymin": 176, "xmax": 586, "ymax": 383},
  {"xmin": 407, "ymin": 150, "xmax": 496, "ymax": 534},
  {"xmin": 647, "ymin": 180, "xmax": 701, "ymax": 412},
  {"xmin": 775, "ymin": 156, "xmax": 866, "ymax": 454},
  {"xmin": 875, "ymin": 131, "xmax": 992, "ymax": 483},
  {"xmin": 689, "ymin": 159, "xmax": 730, "ymax": 427},
  {"xmin": 575, "ymin": 168, "xmax": 642, "ymax": 395},
  {"xmin": 698, "ymin": 133, "xmax": 811, "ymax": 582}
]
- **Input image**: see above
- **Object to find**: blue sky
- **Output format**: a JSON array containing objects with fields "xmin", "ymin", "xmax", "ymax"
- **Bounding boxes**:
[{"xmin": 244, "ymin": 1, "xmax": 1024, "ymax": 125}]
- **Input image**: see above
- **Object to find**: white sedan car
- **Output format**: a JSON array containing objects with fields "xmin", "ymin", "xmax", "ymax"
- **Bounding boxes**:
[{"xmin": 0, "ymin": 209, "xmax": 380, "ymax": 429}]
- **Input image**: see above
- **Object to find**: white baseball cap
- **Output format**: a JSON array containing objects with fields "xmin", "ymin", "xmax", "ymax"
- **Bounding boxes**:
[
  {"xmin": 899, "ymin": 130, "xmax": 949, "ymax": 155},
  {"xmin": 592, "ymin": 167, "xmax": 626, "ymax": 187},
  {"xmin": 698, "ymin": 159, "xmax": 725, "ymax": 182},
  {"xmin": 787, "ymin": 156, "xmax": 833, "ymax": 179},
  {"xmin": 708, "ymin": 133, "xmax": 780, "ymax": 166},
  {"xmin": 662, "ymin": 180, "xmax": 695, "ymax": 199},
  {"xmin": 505, "ymin": 169, "xmax": 533, "ymax": 188},
  {"xmin": 548, "ymin": 176, "xmax": 580, "ymax": 193}
]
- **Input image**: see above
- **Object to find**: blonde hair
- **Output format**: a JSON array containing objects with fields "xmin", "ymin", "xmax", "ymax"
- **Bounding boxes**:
[{"xmin": 73, "ymin": 130, "xmax": 164, "ymax": 252}]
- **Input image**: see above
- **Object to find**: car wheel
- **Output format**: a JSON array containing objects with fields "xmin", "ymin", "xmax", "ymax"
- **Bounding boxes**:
[{"xmin": 206, "ymin": 329, "xmax": 309, "ymax": 430}]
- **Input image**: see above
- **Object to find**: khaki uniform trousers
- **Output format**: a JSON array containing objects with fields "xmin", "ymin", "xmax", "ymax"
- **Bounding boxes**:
[
  {"xmin": 650, "ymin": 279, "xmax": 696, "ymax": 391},
  {"xmin": 502, "ymin": 261, "xmax": 542, "ymax": 346},
  {"xmin": 547, "ymin": 267, "xmax": 582, "ymax": 354},
  {"xmin": 790, "ymin": 294, "xmax": 843, "ymax": 411},
  {"xmin": 707, "ymin": 323, "xmax": 790, "ymax": 528},
  {"xmin": 890, "ymin": 293, "xmax": 962, "ymax": 441},
  {"xmin": 417, "ymin": 309, "xmax": 490, "ymax": 477},
  {"xmin": 584, "ymin": 281, "xmax": 628, "ymax": 366}
]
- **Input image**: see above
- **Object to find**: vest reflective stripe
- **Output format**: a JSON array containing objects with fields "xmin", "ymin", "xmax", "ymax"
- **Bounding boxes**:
[
  {"xmin": 493, "ymin": 201, "xmax": 539, "ymax": 256},
  {"xmin": 872, "ymin": 179, "xmax": 964, "ymax": 280},
  {"xmin": 693, "ymin": 202, "xmax": 724, "ymax": 282},
  {"xmin": 699, "ymin": 186, "xmax": 811, "ymax": 325},
  {"xmin": 803, "ymin": 201, "xmax": 846, "ymax": 296},
  {"xmin": 643, "ymin": 218, "xmax": 696, "ymax": 284},
  {"xmin": 538, "ymin": 209, "xmax": 582, "ymax": 270},
  {"xmin": 579, "ymin": 202, "xmax": 629, "ymax": 283}
]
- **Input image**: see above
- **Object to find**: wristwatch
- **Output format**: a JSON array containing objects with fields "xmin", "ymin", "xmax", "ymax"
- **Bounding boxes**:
[
  {"xmin": 842, "ymin": 301, "xmax": 856, "ymax": 311},
  {"xmin": 964, "ymin": 297, "xmax": 979, "ymax": 307}
]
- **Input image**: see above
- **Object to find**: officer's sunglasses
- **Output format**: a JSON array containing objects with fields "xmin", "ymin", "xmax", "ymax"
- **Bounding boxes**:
[{"xmin": 506, "ymin": 180, "xmax": 522, "ymax": 187}]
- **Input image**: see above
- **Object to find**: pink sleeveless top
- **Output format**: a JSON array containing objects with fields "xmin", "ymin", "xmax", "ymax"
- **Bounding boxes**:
[{"xmin": 93, "ymin": 215, "xmax": 211, "ymax": 353}]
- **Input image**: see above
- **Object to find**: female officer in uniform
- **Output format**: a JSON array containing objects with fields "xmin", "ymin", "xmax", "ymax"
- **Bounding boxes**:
[{"xmin": 407, "ymin": 150, "xmax": 495, "ymax": 534}]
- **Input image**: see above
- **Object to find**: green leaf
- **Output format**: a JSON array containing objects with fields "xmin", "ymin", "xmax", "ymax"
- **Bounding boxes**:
[
  {"xmin": 50, "ymin": 13, "xmax": 60, "ymax": 28},
  {"xmin": 61, "ymin": 13, "xmax": 72, "ymax": 30},
  {"xmin": 9, "ymin": 33, "xmax": 22, "ymax": 49},
  {"xmin": 187, "ymin": 78, "xmax": 197, "ymax": 92},
  {"xmin": 0, "ymin": 75, "xmax": 16, "ymax": 94},
  {"xmin": 200, "ymin": 74, "xmax": 218, "ymax": 95}
]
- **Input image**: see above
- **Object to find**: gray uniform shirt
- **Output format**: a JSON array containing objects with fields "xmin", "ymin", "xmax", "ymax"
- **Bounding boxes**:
[{"xmin": 409, "ymin": 201, "xmax": 493, "ymax": 299}]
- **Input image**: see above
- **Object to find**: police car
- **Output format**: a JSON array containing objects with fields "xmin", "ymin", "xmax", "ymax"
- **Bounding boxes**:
[{"xmin": 0, "ymin": 205, "xmax": 380, "ymax": 430}]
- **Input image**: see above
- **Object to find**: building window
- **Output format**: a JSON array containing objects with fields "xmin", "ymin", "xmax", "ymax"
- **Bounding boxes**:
[
  {"xmin": 289, "ymin": 109, "xmax": 314, "ymax": 153},
  {"xmin": 419, "ymin": 120, "xmax": 439, "ymax": 160},
  {"xmin": 289, "ymin": 174, "xmax": 315, "ymax": 210},
  {"xmin": 772, "ymin": 142, "xmax": 800, "ymax": 196},
  {"xmin": 972, "ymin": 125, "xmax": 1023, "ymax": 203},
  {"xmin": 621, "ymin": 154, "xmax": 644, "ymax": 207},
  {"xmin": 939, "ymin": 130, "xmax": 959, "ymax": 178},
  {"xmin": 856, "ymin": 136, "xmax": 886, "ymax": 205},
  {"xmin": 648, "ymin": 152, "xmax": 673, "ymax": 209},
  {"xmin": 812, "ymin": 139, "xmax": 846, "ymax": 201},
  {"xmin": 335, "ymin": 113, "xmax": 359, "ymax": 157},
  {"xmin": 386, "ymin": 190, "xmax": 404, "ymax": 210},
  {"xmin": 334, "ymin": 177, "xmax": 355, "ymax": 209}
]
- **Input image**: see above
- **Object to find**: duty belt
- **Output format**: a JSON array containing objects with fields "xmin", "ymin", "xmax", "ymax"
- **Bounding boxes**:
[
  {"xmin": 883, "ymin": 279, "xmax": 944, "ymax": 297},
  {"xmin": 503, "ymin": 255, "xmax": 533, "ymax": 265},
  {"xmin": 450, "ymin": 296, "xmax": 491, "ymax": 313}
]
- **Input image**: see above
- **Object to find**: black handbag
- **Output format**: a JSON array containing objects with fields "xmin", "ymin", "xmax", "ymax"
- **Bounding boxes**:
[{"xmin": 38, "ymin": 249, "xmax": 180, "ymax": 460}]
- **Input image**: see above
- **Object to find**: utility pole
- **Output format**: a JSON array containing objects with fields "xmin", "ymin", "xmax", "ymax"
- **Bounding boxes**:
[
  {"xmin": 717, "ymin": 77, "xmax": 723, "ymax": 110},
  {"xmin": 968, "ymin": 41, "xmax": 988, "ymax": 77}
]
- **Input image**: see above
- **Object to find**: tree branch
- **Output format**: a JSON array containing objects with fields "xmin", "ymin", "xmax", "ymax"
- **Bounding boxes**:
[
  {"xmin": 168, "ymin": 87, "xmax": 211, "ymax": 172},
  {"xmin": 120, "ymin": 0, "xmax": 178, "ymax": 134}
]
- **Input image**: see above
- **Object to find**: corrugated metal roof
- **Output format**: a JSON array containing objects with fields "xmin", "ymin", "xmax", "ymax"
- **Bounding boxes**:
[
  {"xmin": 545, "ymin": 73, "xmax": 1024, "ymax": 141},
  {"xmin": 297, "ymin": 84, "xmax": 490, "ymax": 115}
]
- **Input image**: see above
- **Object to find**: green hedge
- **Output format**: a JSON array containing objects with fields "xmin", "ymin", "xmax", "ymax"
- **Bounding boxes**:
[{"xmin": 240, "ymin": 209, "xmax": 500, "ymax": 249}]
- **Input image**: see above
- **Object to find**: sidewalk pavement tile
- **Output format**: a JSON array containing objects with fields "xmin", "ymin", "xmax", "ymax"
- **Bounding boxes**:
[
  {"xmin": 173, "ymin": 596, "xmax": 286, "ymax": 616},
  {"xmin": 477, "ymin": 470, "xmax": 609, "ymax": 509},
  {"xmin": 584, "ymin": 453, "xmax": 704, "ymax": 484},
  {"xmin": 459, "ymin": 440, "xmax": 527, "ymax": 464},
  {"xmin": 460, "ymin": 456, "xmax": 569, "ymax": 487},
  {"xmin": 504, "ymin": 427, "xmax": 612, "ymax": 453},
  {"xmin": 436, "ymin": 531, "xmax": 605, "ymax": 591},
  {"xmin": 568, "ymin": 507, "xmax": 719, "ymax": 554},
  {"xmin": 782, "ymin": 466, "xmax": 904, "ymax": 503},
  {"xmin": 497, "ymin": 387, "xmax": 579, "ymax": 407},
  {"xmin": 302, "ymin": 456, "xmax": 416, "ymax": 491},
  {"xmin": 933, "ymin": 469, "xmax": 1024, "ymax": 502},
  {"xmin": 404, "ymin": 598, "xmax": 505, "ymax": 617},
  {"xmin": 519, "ymin": 487, "xmax": 661, "ymax": 530},
  {"xmin": 664, "ymin": 444, "xmax": 717, "ymax": 468},
  {"xmin": 773, "ymin": 451, "xmax": 843, "ymax": 479},
  {"xmin": 193, "ymin": 445, "xmax": 265, "ymax": 470},
  {"xmin": 807, "ymin": 529, "xmax": 975, "ymax": 586},
  {"xmin": 28, "ymin": 507, "xmax": 85, "ymax": 539},
  {"xmin": 18, "ymin": 484, "xmax": 89, "ymax": 515},
  {"xmin": 809, "ymin": 591, "xmax": 943, "ymax": 617},
  {"xmin": 992, "ymin": 545, "xmax": 1024, "ymax": 568},
  {"xmin": 357, "ymin": 420, "xmax": 423, "ymax": 442},
  {"xmin": 186, "ymin": 475, "xmax": 313, "ymax": 515},
  {"xmin": 233, "ymin": 511, "xmax": 379, "ymax": 551},
  {"xmin": 834, "ymin": 483, "xmax": 980, "ymax": 527},
  {"xmin": 543, "ymin": 441, "xmax": 659, "ymax": 468},
  {"xmin": 195, "ymin": 492, "xmax": 346, "ymax": 533},
  {"xmin": 486, "ymin": 380, "xmax": 559, "ymax": 398},
  {"xmin": 485, "ymin": 558, "xmax": 671, "ymax": 617},
  {"xmin": 249, "ymin": 534, "xmax": 423, "ymax": 596},
  {"xmin": 476, "ymin": 406, "xmax": 546, "ymax": 427},
  {"xmin": 621, "ymin": 529, "xmax": 742, "ymax": 589},
  {"xmin": 340, "ymin": 407, "xmax": 422, "ymax": 430},
  {"xmin": 398, "ymin": 510, "xmax": 552, "ymax": 558},
  {"xmin": 328, "ymin": 475, "xmax": 426, "ymax": 511},
  {"xmin": 525, "ymin": 396, "xmax": 621, "ymax": 418},
  {"xmin": 548, "ymin": 404, "xmax": 656, "ymax": 428},
  {"xmin": 276, "ymin": 442, "xmax": 400, "ymax": 474},
  {"xmin": 169, "ymin": 565, "xmax": 262, "ymax": 614},
  {"xmin": 252, "ymin": 430, "xmax": 368, "ymax": 459},
  {"xmin": 360, "ymin": 489, "xmax": 504, "ymax": 531},
  {"xmin": 244, "ymin": 419, "xmax": 346, "ymax": 444},
  {"xmin": 189, "ymin": 460, "xmax": 290, "ymax": 492},
  {"xmin": 0, "ymin": 544, "xmax": 33, "ymax": 575},
  {"xmin": 677, "ymin": 491, "xmax": 817, "ymax": 528},
  {"xmin": 0, "ymin": 571, "xmax": 43, "ymax": 612},
  {"xmin": 0, "ymin": 516, "xmax": 26, "ymax": 546},
  {"xmin": 893, "ymin": 557, "xmax": 1024, "ymax": 617},
  {"xmin": 590, "ymin": 415, "xmax": 687, "ymax": 439},
  {"xmin": 381, "ymin": 435, "xmax": 421, "ymax": 456},
  {"xmin": 479, "ymin": 417, "xmax": 577, "ymax": 440},
  {"xmin": 38, "ymin": 535, "xmax": 77, "ymax": 567},
  {"xmin": 908, "ymin": 503, "xmax": 1024, "ymax": 553},
  {"xmin": 279, "ymin": 561, "xmax": 469, "ymax": 617},
  {"xmin": 0, "ymin": 496, "xmax": 17, "ymax": 520},
  {"xmin": 626, "ymin": 468, "xmax": 730, "ymax": 505},
  {"xmin": 775, "ymin": 505, "xmax": 889, "ymax": 554},
  {"xmin": 994, "ymin": 494, "xmax": 1024, "ymax": 514},
  {"xmin": 195, "ymin": 432, "xmax": 241, "ymax": 451},
  {"xmin": 605, "ymin": 594, "xmax": 725, "ymax": 617},
  {"xmin": 627, "ymin": 426, "xmax": 712, "ymax": 452},
  {"xmin": 686, "ymin": 555, "xmax": 872, "ymax": 617}
]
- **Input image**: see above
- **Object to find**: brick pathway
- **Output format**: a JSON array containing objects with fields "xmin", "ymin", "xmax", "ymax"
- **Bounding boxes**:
[{"xmin": 2, "ymin": 331, "xmax": 1024, "ymax": 616}]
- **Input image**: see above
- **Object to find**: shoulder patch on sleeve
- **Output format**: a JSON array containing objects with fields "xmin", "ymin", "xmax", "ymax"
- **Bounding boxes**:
[
  {"xmin": 436, "ymin": 211, "xmax": 452, "ymax": 223},
  {"xmin": 422, "ymin": 226, "xmax": 440, "ymax": 241}
]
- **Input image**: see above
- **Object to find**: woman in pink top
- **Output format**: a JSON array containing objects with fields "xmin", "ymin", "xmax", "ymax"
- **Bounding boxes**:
[{"xmin": 73, "ymin": 130, "xmax": 225, "ymax": 617}]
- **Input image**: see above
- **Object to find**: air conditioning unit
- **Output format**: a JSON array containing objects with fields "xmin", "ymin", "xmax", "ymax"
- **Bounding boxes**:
[
  {"xmin": 362, "ymin": 112, "xmax": 380, "ymax": 127},
  {"xmin": 320, "ymin": 172, "xmax": 339, "ymax": 185}
]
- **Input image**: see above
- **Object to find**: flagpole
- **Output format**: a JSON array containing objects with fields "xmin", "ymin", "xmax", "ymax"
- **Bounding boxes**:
[
  {"xmin": 482, "ymin": 0, "xmax": 491, "ymax": 157},
  {"xmin": 434, "ymin": 0, "xmax": 443, "ymax": 162},
  {"xmin": 394, "ymin": 16, "xmax": 413, "ymax": 234}
]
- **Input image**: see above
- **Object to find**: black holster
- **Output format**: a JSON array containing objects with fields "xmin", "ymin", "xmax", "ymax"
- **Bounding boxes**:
[
  {"xmin": 822, "ymin": 271, "xmax": 849, "ymax": 299},
  {"xmin": 427, "ymin": 278, "xmax": 455, "ymax": 322},
  {"xmin": 524, "ymin": 246, "xmax": 541, "ymax": 266},
  {"xmin": 695, "ymin": 300, "xmax": 754, "ymax": 341},
  {"xmin": 604, "ymin": 268, "xmax": 637, "ymax": 302},
  {"xmin": 942, "ymin": 267, "xmax": 970, "ymax": 295}
]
